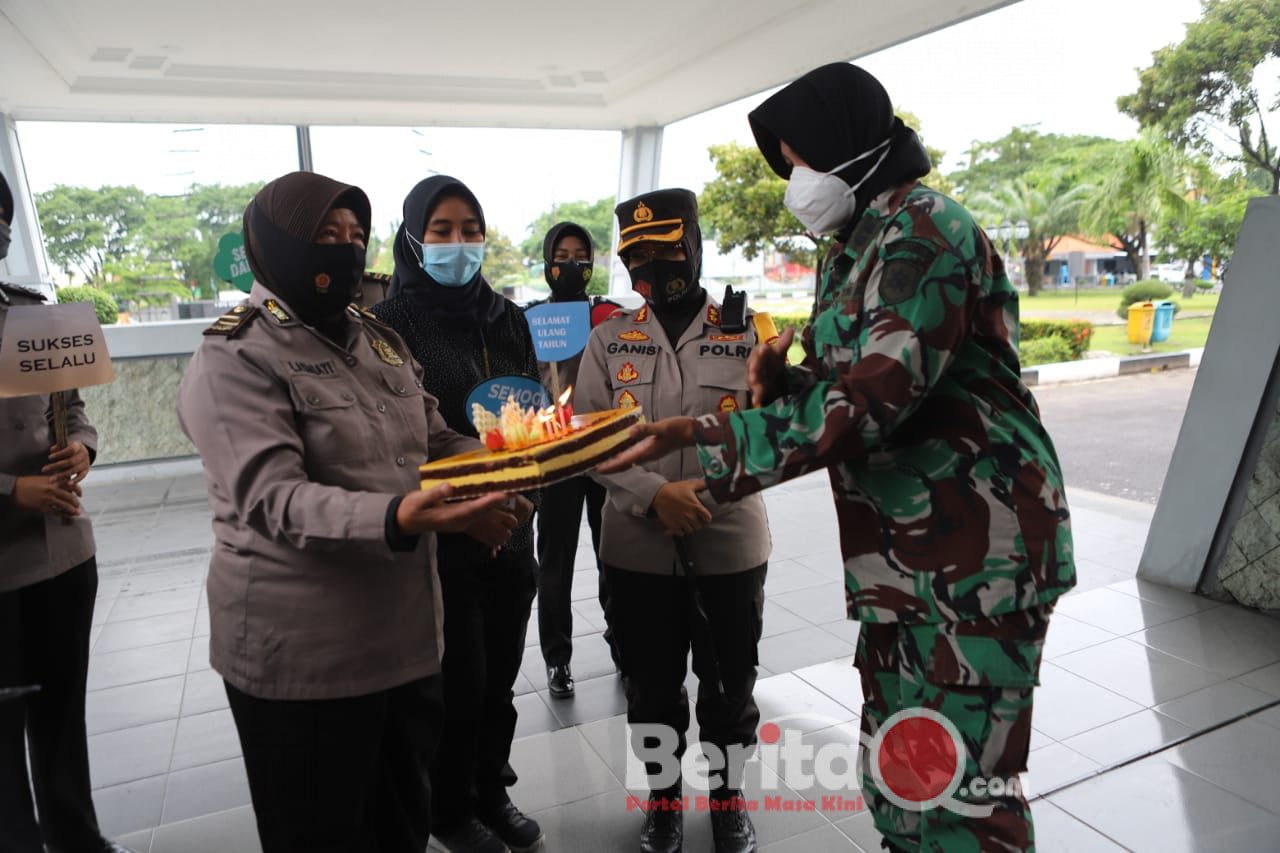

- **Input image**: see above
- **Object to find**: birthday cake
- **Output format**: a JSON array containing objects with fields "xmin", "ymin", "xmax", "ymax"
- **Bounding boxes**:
[{"xmin": 419, "ymin": 395, "xmax": 645, "ymax": 498}]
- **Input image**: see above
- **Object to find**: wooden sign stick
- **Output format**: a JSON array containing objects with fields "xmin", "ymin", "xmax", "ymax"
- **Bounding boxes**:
[
  {"xmin": 50, "ymin": 389, "xmax": 72, "ymax": 525},
  {"xmin": 549, "ymin": 361, "xmax": 565, "ymax": 427}
]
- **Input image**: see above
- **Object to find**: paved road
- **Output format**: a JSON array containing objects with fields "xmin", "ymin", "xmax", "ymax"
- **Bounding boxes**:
[{"xmin": 1034, "ymin": 368, "xmax": 1197, "ymax": 504}]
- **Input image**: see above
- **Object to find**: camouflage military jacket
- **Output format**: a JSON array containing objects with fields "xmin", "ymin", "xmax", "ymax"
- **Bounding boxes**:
[{"xmin": 693, "ymin": 183, "xmax": 1076, "ymax": 624}]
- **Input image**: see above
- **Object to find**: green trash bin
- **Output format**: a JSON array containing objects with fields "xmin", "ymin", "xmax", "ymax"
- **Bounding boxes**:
[
  {"xmin": 1151, "ymin": 300, "xmax": 1176, "ymax": 343},
  {"xmin": 1127, "ymin": 302, "xmax": 1155, "ymax": 345}
]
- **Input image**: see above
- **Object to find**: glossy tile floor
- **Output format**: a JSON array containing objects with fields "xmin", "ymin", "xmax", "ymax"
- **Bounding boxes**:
[{"xmin": 64, "ymin": 462, "xmax": 1280, "ymax": 852}]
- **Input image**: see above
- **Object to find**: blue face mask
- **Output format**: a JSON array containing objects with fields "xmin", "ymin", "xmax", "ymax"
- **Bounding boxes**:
[{"xmin": 416, "ymin": 240, "xmax": 485, "ymax": 287}]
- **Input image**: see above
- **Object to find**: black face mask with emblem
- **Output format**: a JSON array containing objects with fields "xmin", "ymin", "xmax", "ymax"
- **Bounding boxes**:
[
  {"xmin": 548, "ymin": 260, "xmax": 591, "ymax": 299},
  {"xmin": 247, "ymin": 202, "xmax": 366, "ymax": 326},
  {"xmin": 628, "ymin": 258, "xmax": 701, "ymax": 312}
]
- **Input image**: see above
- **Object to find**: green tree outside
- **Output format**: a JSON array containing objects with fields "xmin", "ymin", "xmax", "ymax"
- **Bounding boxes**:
[
  {"xmin": 969, "ymin": 180, "xmax": 1090, "ymax": 295},
  {"xmin": 1081, "ymin": 132, "xmax": 1193, "ymax": 281},
  {"xmin": 1119, "ymin": 0, "xmax": 1280, "ymax": 194}
]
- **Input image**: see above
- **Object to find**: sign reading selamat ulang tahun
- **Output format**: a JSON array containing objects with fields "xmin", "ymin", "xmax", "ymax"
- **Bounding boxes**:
[{"xmin": 0, "ymin": 302, "xmax": 115, "ymax": 398}]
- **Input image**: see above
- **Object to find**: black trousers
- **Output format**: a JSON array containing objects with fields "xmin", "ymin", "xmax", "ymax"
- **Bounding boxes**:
[
  {"xmin": 535, "ymin": 475, "xmax": 616, "ymax": 667},
  {"xmin": 225, "ymin": 675, "xmax": 444, "ymax": 853},
  {"xmin": 430, "ymin": 547, "xmax": 537, "ymax": 830},
  {"xmin": 0, "ymin": 557, "xmax": 103, "ymax": 853},
  {"xmin": 604, "ymin": 564, "xmax": 767, "ymax": 794}
]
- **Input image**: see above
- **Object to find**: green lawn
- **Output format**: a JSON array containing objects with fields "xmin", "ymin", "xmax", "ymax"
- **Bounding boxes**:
[
  {"xmin": 776, "ymin": 289, "xmax": 1218, "ymax": 363},
  {"xmin": 1090, "ymin": 315, "xmax": 1215, "ymax": 355},
  {"xmin": 1020, "ymin": 287, "xmax": 1219, "ymax": 319}
]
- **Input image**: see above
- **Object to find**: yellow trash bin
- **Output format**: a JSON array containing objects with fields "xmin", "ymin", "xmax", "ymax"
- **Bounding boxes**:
[{"xmin": 1127, "ymin": 301, "xmax": 1156, "ymax": 345}]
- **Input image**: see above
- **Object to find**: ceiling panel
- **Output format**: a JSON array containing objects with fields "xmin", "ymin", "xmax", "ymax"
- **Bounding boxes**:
[{"xmin": 0, "ymin": 0, "xmax": 1017, "ymax": 128}]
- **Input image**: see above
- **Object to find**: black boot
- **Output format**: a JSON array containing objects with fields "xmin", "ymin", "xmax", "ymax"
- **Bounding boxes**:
[
  {"xmin": 479, "ymin": 797, "xmax": 544, "ymax": 852},
  {"xmin": 547, "ymin": 664, "xmax": 575, "ymax": 698},
  {"xmin": 431, "ymin": 816, "xmax": 510, "ymax": 853},
  {"xmin": 709, "ymin": 790, "xmax": 756, "ymax": 853},
  {"xmin": 639, "ymin": 786, "xmax": 683, "ymax": 853}
]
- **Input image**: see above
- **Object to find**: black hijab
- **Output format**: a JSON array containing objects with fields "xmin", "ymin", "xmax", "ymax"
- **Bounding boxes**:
[
  {"xmin": 242, "ymin": 171, "xmax": 371, "ymax": 326},
  {"xmin": 388, "ymin": 175, "xmax": 505, "ymax": 327},
  {"xmin": 542, "ymin": 221, "xmax": 594, "ymax": 301},
  {"xmin": 749, "ymin": 63, "xmax": 932, "ymax": 229}
]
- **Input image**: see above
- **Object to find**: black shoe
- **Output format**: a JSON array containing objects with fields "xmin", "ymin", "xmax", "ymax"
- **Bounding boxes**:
[
  {"xmin": 432, "ymin": 816, "xmax": 511, "ymax": 853},
  {"xmin": 547, "ymin": 664, "xmax": 574, "ymax": 698},
  {"xmin": 640, "ymin": 788, "xmax": 683, "ymax": 853},
  {"xmin": 480, "ymin": 800, "xmax": 544, "ymax": 852},
  {"xmin": 710, "ymin": 790, "xmax": 756, "ymax": 853}
]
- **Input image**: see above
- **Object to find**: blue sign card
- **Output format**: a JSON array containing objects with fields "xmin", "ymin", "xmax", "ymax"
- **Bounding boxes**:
[
  {"xmin": 465, "ymin": 375, "xmax": 550, "ymax": 428},
  {"xmin": 524, "ymin": 302, "xmax": 590, "ymax": 363}
]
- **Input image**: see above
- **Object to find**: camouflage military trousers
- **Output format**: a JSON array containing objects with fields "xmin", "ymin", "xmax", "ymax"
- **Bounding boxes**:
[{"xmin": 854, "ymin": 605, "xmax": 1053, "ymax": 853}]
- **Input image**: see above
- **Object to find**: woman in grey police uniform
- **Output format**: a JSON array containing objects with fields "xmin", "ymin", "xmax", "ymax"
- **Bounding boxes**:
[
  {"xmin": 176, "ymin": 171, "xmax": 524, "ymax": 853},
  {"xmin": 576, "ymin": 188, "xmax": 771, "ymax": 853},
  {"xmin": 1, "ymin": 169, "xmax": 134, "ymax": 853}
]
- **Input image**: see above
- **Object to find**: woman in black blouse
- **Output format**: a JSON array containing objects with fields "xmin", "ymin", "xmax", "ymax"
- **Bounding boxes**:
[{"xmin": 373, "ymin": 176, "xmax": 543, "ymax": 853}]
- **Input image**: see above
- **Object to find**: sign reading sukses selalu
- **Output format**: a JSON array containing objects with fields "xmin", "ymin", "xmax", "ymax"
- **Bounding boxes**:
[{"xmin": 0, "ymin": 302, "xmax": 116, "ymax": 398}]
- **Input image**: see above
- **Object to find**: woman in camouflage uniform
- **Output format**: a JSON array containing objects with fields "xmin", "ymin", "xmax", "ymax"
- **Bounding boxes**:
[{"xmin": 603, "ymin": 63, "xmax": 1075, "ymax": 852}]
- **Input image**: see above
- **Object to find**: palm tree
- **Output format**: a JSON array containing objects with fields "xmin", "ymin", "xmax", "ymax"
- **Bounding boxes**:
[
  {"xmin": 1082, "ymin": 132, "xmax": 1191, "ymax": 281},
  {"xmin": 971, "ymin": 179, "xmax": 1090, "ymax": 295}
]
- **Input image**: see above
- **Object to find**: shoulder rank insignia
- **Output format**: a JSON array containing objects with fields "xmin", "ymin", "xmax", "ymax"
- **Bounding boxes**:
[
  {"xmin": 347, "ymin": 303, "xmax": 381, "ymax": 322},
  {"xmin": 371, "ymin": 337, "xmax": 404, "ymax": 366},
  {"xmin": 633, "ymin": 305, "xmax": 650, "ymax": 323},
  {"xmin": 204, "ymin": 304, "xmax": 258, "ymax": 338},
  {"xmin": 358, "ymin": 272, "xmax": 392, "ymax": 303},
  {"xmin": 263, "ymin": 299, "xmax": 292, "ymax": 323},
  {"xmin": 618, "ymin": 329, "xmax": 650, "ymax": 342}
]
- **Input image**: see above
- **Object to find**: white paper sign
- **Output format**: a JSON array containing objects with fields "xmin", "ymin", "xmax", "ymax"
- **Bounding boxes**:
[{"xmin": 0, "ymin": 302, "xmax": 116, "ymax": 398}]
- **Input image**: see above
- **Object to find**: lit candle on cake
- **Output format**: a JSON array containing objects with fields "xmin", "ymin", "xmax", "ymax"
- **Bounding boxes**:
[{"xmin": 556, "ymin": 387, "xmax": 573, "ymax": 430}]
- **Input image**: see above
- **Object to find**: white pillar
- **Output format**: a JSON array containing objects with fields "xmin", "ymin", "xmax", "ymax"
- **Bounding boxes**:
[
  {"xmin": 610, "ymin": 125, "xmax": 663, "ymax": 295},
  {"xmin": 296, "ymin": 126, "xmax": 315, "ymax": 172},
  {"xmin": 0, "ymin": 114, "xmax": 52, "ymax": 299}
]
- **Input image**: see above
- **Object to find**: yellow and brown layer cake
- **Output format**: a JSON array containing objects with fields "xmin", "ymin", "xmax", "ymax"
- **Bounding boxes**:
[{"xmin": 419, "ymin": 407, "xmax": 645, "ymax": 498}]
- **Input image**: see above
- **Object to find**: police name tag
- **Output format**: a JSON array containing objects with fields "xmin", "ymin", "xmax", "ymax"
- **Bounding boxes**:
[
  {"xmin": 524, "ymin": 302, "xmax": 590, "ymax": 362},
  {"xmin": 0, "ymin": 302, "xmax": 116, "ymax": 398},
  {"xmin": 465, "ymin": 375, "xmax": 550, "ymax": 426}
]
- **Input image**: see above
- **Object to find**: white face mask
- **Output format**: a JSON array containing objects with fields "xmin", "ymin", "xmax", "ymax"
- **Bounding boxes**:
[{"xmin": 783, "ymin": 137, "xmax": 893, "ymax": 235}]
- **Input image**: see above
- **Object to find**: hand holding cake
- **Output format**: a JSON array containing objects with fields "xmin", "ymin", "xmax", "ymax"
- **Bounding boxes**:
[
  {"xmin": 395, "ymin": 484, "xmax": 516, "ymax": 538},
  {"xmin": 596, "ymin": 416, "xmax": 697, "ymax": 474}
]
